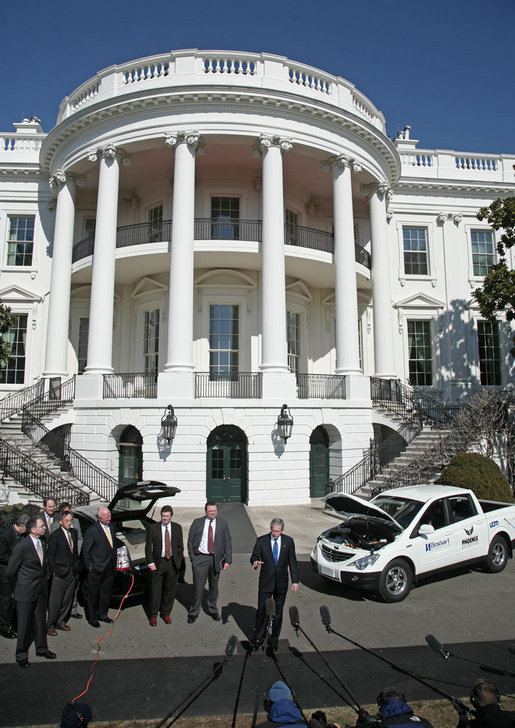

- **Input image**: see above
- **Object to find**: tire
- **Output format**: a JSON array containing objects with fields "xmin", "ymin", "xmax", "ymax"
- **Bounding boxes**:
[
  {"xmin": 378, "ymin": 559, "xmax": 413, "ymax": 602},
  {"xmin": 485, "ymin": 536, "xmax": 509, "ymax": 573}
]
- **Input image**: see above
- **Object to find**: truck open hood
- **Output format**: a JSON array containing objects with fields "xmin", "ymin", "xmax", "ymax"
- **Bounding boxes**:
[{"xmin": 324, "ymin": 492, "xmax": 403, "ymax": 533}]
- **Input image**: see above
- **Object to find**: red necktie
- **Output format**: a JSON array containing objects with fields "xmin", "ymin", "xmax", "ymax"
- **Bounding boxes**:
[
  {"xmin": 164, "ymin": 526, "xmax": 171, "ymax": 559},
  {"xmin": 208, "ymin": 522, "xmax": 214, "ymax": 554}
]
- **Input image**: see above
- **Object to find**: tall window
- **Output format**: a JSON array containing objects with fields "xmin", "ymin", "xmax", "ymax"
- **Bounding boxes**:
[
  {"xmin": 287, "ymin": 312, "xmax": 300, "ymax": 373},
  {"xmin": 407, "ymin": 320, "xmax": 433, "ymax": 386},
  {"xmin": 148, "ymin": 205, "xmax": 163, "ymax": 243},
  {"xmin": 144, "ymin": 309, "xmax": 160, "ymax": 375},
  {"xmin": 209, "ymin": 305, "xmax": 239, "ymax": 379},
  {"xmin": 0, "ymin": 314, "xmax": 28, "ymax": 384},
  {"xmin": 7, "ymin": 216, "xmax": 34, "ymax": 266},
  {"xmin": 211, "ymin": 197, "xmax": 239, "ymax": 239},
  {"xmin": 285, "ymin": 209, "xmax": 299, "ymax": 246},
  {"xmin": 84, "ymin": 218, "xmax": 96, "ymax": 239},
  {"xmin": 403, "ymin": 227, "xmax": 428, "ymax": 275},
  {"xmin": 477, "ymin": 320, "xmax": 501, "ymax": 385},
  {"xmin": 77, "ymin": 317, "xmax": 89, "ymax": 374},
  {"xmin": 471, "ymin": 230, "xmax": 495, "ymax": 276}
]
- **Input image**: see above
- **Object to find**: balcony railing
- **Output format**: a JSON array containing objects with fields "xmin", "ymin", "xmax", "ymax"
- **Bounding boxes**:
[
  {"xmin": 72, "ymin": 218, "xmax": 372, "ymax": 269},
  {"xmin": 296, "ymin": 374, "xmax": 346, "ymax": 399},
  {"xmin": 195, "ymin": 372, "xmax": 262, "ymax": 398},
  {"xmin": 103, "ymin": 373, "xmax": 157, "ymax": 399}
]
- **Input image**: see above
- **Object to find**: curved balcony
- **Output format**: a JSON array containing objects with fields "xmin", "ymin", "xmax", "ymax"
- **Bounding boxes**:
[{"xmin": 72, "ymin": 219, "xmax": 371, "ymax": 268}]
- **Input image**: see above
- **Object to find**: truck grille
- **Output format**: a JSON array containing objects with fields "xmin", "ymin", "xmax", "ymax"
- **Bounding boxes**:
[{"xmin": 321, "ymin": 544, "xmax": 353, "ymax": 562}]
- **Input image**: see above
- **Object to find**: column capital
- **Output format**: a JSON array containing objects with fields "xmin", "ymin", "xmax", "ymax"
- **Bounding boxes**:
[
  {"xmin": 164, "ymin": 130, "xmax": 204, "ymax": 154},
  {"xmin": 87, "ymin": 145, "xmax": 131, "ymax": 166},
  {"xmin": 254, "ymin": 134, "xmax": 293, "ymax": 155},
  {"xmin": 321, "ymin": 154, "xmax": 362, "ymax": 173},
  {"xmin": 361, "ymin": 181, "xmax": 392, "ymax": 201},
  {"xmin": 49, "ymin": 170, "xmax": 85, "ymax": 194}
]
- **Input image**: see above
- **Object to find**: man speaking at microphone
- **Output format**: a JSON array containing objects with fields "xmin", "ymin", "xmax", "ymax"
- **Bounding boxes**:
[{"xmin": 250, "ymin": 517, "xmax": 299, "ymax": 653}]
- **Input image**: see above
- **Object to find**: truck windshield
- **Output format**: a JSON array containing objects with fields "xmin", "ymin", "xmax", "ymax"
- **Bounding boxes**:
[{"xmin": 371, "ymin": 495, "xmax": 424, "ymax": 528}]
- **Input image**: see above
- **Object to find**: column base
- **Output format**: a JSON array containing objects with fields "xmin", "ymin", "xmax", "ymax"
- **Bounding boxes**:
[
  {"xmin": 261, "ymin": 371, "xmax": 297, "ymax": 400},
  {"xmin": 344, "ymin": 374, "xmax": 371, "ymax": 402},
  {"xmin": 75, "ymin": 373, "xmax": 104, "ymax": 400},
  {"xmin": 158, "ymin": 371, "xmax": 195, "ymax": 400}
]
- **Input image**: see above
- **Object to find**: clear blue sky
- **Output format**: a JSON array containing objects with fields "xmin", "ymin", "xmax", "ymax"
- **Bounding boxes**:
[{"xmin": 1, "ymin": 0, "xmax": 513, "ymax": 154}]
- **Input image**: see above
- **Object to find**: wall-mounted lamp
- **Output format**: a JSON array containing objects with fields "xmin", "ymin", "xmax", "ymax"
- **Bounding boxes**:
[
  {"xmin": 277, "ymin": 403, "xmax": 294, "ymax": 442},
  {"xmin": 160, "ymin": 404, "xmax": 178, "ymax": 443}
]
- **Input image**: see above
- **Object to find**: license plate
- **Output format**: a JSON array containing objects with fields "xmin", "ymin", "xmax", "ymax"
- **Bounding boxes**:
[{"xmin": 320, "ymin": 564, "xmax": 336, "ymax": 578}]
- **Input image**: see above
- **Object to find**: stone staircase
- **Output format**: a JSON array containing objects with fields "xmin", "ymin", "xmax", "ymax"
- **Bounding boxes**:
[{"xmin": 356, "ymin": 427, "xmax": 448, "ymax": 499}]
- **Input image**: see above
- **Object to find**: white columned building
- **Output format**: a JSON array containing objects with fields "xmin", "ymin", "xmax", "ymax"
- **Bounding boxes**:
[{"xmin": 43, "ymin": 172, "xmax": 79, "ymax": 379}]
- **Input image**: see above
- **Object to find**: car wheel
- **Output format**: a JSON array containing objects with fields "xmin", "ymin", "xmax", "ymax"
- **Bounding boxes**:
[
  {"xmin": 485, "ymin": 536, "xmax": 508, "ymax": 573},
  {"xmin": 378, "ymin": 559, "xmax": 413, "ymax": 602}
]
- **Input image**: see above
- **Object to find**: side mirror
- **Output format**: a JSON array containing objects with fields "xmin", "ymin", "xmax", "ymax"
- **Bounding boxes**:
[{"xmin": 418, "ymin": 523, "xmax": 435, "ymax": 536}]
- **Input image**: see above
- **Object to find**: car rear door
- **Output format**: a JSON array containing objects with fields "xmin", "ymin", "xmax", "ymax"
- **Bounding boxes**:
[{"xmin": 445, "ymin": 493, "xmax": 488, "ymax": 562}]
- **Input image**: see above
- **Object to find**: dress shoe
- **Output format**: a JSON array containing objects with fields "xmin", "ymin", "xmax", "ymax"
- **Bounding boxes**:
[
  {"xmin": 88, "ymin": 620, "xmax": 100, "ymax": 628},
  {"xmin": 0, "ymin": 628, "xmax": 16, "ymax": 639},
  {"xmin": 250, "ymin": 639, "xmax": 263, "ymax": 651},
  {"xmin": 57, "ymin": 624, "xmax": 71, "ymax": 631},
  {"xmin": 187, "ymin": 615, "xmax": 197, "ymax": 624},
  {"xmin": 211, "ymin": 613, "xmax": 221, "ymax": 621},
  {"xmin": 17, "ymin": 658, "xmax": 30, "ymax": 669},
  {"xmin": 98, "ymin": 616, "xmax": 113, "ymax": 624},
  {"xmin": 70, "ymin": 612, "xmax": 82, "ymax": 619},
  {"xmin": 149, "ymin": 617, "xmax": 157, "ymax": 627},
  {"xmin": 37, "ymin": 649, "xmax": 57, "ymax": 660},
  {"xmin": 162, "ymin": 615, "xmax": 172, "ymax": 624},
  {"xmin": 47, "ymin": 628, "xmax": 58, "ymax": 636}
]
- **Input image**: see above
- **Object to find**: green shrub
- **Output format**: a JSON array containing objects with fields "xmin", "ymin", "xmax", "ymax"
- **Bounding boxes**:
[
  {"xmin": 0, "ymin": 503, "xmax": 39, "ymax": 528},
  {"xmin": 436, "ymin": 452, "xmax": 514, "ymax": 502}
]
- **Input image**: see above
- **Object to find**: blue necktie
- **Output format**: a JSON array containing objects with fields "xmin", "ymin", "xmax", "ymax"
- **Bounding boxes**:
[{"xmin": 273, "ymin": 538, "xmax": 278, "ymax": 564}]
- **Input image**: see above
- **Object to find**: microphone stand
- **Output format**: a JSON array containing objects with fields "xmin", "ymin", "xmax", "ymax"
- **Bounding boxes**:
[
  {"xmin": 156, "ymin": 636, "xmax": 238, "ymax": 728},
  {"xmin": 426, "ymin": 634, "xmax": 515, "ymax": 678},
  {"xmin": 231, "ymin": 641, "xmax": 252, "ymax": 728},
  {"xmin": 268, "ymin": 648, "xmax": 309, "ymax": 725},
  {"xmin": 251, "ymin": 598, "xmax": 275, "ymax": 728},
  {"xmin": 289, "ymin": 646, "xmax": 360, "ymax": 712},
  {"xmin": 289, "ymin": 607, "xmax": 360, "ymax": 714}
]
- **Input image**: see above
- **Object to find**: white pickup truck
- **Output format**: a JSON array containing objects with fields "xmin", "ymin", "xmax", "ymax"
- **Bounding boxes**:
[{"xmin": 310, "ymin": 484, "xmax": 515, "ymax": 602}]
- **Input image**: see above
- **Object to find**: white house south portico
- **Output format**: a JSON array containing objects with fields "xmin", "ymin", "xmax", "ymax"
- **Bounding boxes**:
[{"xmin": 0, "ymin": 50, "xmax": 512, "ymax": 507}]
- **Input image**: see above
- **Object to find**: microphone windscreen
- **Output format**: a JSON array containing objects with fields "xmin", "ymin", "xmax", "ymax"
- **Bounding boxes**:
[
  {"xmin": 425, "ymin": 633, "xmax": 444, "ymax": 656},
  {"xmin": 289, "ymin": 605, "xmax": 300, "ymax": 627},
  {"xmin": 266, "ymin": 598, "xmax": 275, "ymax": 617},
  {"xmin": 225, "ymin": 635, "xmax": 238, "ymax": 657},
  {"xmin": 320, "ymin": 605, "xmax": 331, "ymax": 626}
]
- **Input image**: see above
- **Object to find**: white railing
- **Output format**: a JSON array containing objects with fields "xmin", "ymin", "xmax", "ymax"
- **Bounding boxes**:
[
  {"xmin": 1, "ymin": 135, "xmax": 43, "ymax": 153},
  {"xmin": 398, "ymin": 148, "xmax": 513, "ymax": 182},
  {"xmin": 55, "ymin": 50, "xmax": 385, "ymax": 131}
]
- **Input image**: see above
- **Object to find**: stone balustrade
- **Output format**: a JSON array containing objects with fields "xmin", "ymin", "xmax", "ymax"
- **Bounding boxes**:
[
  {"xmin": 398, "ymin": 147, "xmax": 514, "ymax": 182},
  {"xmin": 57, "ymin": 49, "xmax": 386, "ymax": 131}
]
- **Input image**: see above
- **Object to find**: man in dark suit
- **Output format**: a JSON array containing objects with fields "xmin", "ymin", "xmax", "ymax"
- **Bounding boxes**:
[
  {"xmin": 50, "ymin": 501, "xmax": 83, "ymax": 620},
  {"xmin": 39, "ymin": 498, "xmax": 58, "ymax": 539},
  {"xmin": 47, "ymin": 511, "xmax": 79, "ymax": 634},
  {"xmin": 250, "ymin": 517, "xmax": 299, "ymax": 652},
  {"xmin": 0, "ymin": 514, "xmax": 29, "ymax": 639},
  {"xmin": 82, "ymin": 506, "xmax": 116, "ymax": 628},
  {"xmin": 187, "ymin": 502, "xmax": 232, "ymax": 623},
  {"xmin": 145, "ymin": 505, "xmax": 184, "ymax": 626},
  {"xmin": 7, "ymin": 516, "xmax": 57, "ymax": 667}
]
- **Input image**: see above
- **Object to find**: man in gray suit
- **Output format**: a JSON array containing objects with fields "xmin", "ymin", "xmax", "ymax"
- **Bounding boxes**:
[{"xmin": 187, "ymin": 502, "xmax": 232, "ymax": 623}]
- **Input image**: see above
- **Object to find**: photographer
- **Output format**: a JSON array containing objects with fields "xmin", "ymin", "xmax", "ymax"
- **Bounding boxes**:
[{"xmin": 354, "ymin": 687, "xmax": 432, "ymax": 727}]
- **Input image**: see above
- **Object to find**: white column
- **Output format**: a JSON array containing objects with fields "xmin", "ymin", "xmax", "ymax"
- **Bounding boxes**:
[
  {"xmin": 43, "ymin": 171, "xmax": 79, "ymax": 379},
  {"xmin": 323, "ymin": 155, "xmax": 361, "ymax": 375},
  {"xmin": 158, "ymin": 131, "xmax": 200, "ymax": 399},
  {"xmin": 84, "ymin": 145, "xmax": 129, "ymax": 375},
  {"xmin": 364, "ymin": 182, "xmax": 396, "ymax": 378}
]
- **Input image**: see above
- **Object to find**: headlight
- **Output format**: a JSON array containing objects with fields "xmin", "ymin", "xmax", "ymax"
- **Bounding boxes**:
[{"xmin": 348, "ymin": 553, "xmax": 380, "ymax": 570}]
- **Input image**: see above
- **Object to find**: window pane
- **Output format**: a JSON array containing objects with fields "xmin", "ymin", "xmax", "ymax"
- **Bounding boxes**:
[
  {"xmin": 78, "ymin": 317, "xmax": 89, "ymax": 374},
  {"xmin": 407, "ymin": 320, "xmax": 432, "ymax": 386},
  {"xmin": 144, "ymin": 309, "xmax": 160, "ymax": 375},
  {"xmin": 478, "ymin": 320, "xmax": 501, "ymax": 385},
  {"xmin": 211, "ymin": 197, "xmax": 240, "ymax": 240},
  {"xmin": 287, "ymin": 312, "xmax": 300, "ymax": 373},
  {"xmin": 403, "ymin": 227, "xmax": 428, "ymax": 275},
  {"xmin": 7, "ymin": 216, "xmax": 34, "ymax": 266},
  {"xmin": 471, "ymin": 230, "xmax": 494, "ymax": 276},
  {"xmin": 0, "ymin": 314, "xmax": 28, "ymax": 383},
  {"xmin": 209, "ymin": 305, "xmax": 239, "ymax": 378},
  {"xmin": 285, "ymin": 209, "xmax": 299, "ymax": 246}
]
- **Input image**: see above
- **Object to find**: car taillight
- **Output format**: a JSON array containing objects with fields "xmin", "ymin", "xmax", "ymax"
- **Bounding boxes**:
[{"xmin": 116, "ymin": 545, "xmax": 131, "ymax": 571}]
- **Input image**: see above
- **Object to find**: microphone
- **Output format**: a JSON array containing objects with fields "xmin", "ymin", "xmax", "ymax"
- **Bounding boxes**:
[
  {"xmin": 225, "ymin": 635, "xmax": 238, "ymax": 658},
  {"xmin": 320, "ymin": 605, "xmax": 331, "ymax": 631},
  {"xmin": 425, "ymin": 634, "xmax": 450, "ymax": 659},
  {"xmin": 289, "ymin": 606, "xmax": 300, "ymax": 634}
]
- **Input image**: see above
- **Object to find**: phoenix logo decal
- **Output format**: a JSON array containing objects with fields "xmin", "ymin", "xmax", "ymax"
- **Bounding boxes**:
[{"xmin": 464, "ymin": 526, "xmax": 474, "ymax": 536}]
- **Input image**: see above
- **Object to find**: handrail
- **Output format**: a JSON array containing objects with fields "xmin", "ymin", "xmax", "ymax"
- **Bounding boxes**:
[
  {"xmin": 0, "ymin": 437, "xmax": 89, "ymax": 506},
  {"xmin": 72, "ymin": 218, "xmax": 372, "ymax": 270},
  {"xmin": 328, "ymin": 424, "xmax": 420, "ymax": 496},
  {"xmin": 370, "ymin": 378, "xmax": 459, "ymax": 428},
  {"xmin": 0, "ymin": 379, "xmax": 45, "ymax": 422}
]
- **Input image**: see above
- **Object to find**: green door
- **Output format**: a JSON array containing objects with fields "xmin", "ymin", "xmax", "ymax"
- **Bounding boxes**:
[
  {"xmin": 310, "ymin": 426, "xmax": 329, "ymax": 497},
  {"xmin": 207, "ymin": 426, "xmax": 247, "ymax": 502}
]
